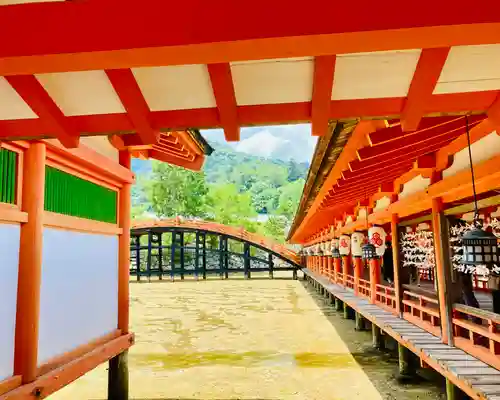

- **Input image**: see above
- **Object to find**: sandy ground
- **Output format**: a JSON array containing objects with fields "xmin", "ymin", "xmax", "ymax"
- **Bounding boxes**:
[{"xmin": 49, "ymin": 277, "xmax": 445, "ymax": 400}]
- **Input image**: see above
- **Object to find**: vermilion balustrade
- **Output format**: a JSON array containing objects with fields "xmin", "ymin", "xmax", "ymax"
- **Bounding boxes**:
[
  {"xmin": 402, "ymin": 291, "xmax": 441, "ymax": 336},
  {"xmin": 452, "ymin": 304, "xmax": 500, "ymax": 370},
  {"xmin": 357, "ymin": 278, "xmax": 371, "ymax": 299},
  {"xmin": 375, "ymin": 284, "xmax": 397, "ymax": 313},
  {"xmin": 345, "ymin": 275, "xmax": 355, "ymax": 290}
]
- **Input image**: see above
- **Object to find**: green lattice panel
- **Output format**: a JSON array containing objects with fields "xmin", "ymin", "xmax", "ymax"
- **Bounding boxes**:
[
  {"xmin": 44, "ymin": 167, "xmax": 117, "ymax": 223},
  {"xmin": 0, "ymin": 148, "xmax": 17, "ymax": 204}
]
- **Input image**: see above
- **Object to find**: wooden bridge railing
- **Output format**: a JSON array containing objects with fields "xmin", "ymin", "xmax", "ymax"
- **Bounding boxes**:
[
  {"xmin": 375, "ymin": 284, "xmax": 397, "ymax": 313},
  {"xmin": 358, "ymin": 278, "xmax": 371, "ymax": 299},
  {"xmin": 345, "ymin": 274, "xmax": 355, "ymax": 290},
  {"xmin": 402, "ymin": 290, "xmax": 441, "ymax": 336},
  {"xmin": 452, "ymin": 303, "xmax": 500, "ymax": 370}
]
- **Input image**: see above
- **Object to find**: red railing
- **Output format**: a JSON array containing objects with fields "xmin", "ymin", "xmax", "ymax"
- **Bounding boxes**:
[
  {"xmin": 452, "ymin": 304, "xmax": 500, "ymax": 370},
  {"xmin": 472, "ymin": 275, "xmax": 489, "ymax": 291},
  {"xmin": 402, "ymin": 291, "xmax": 441, "ymax": 336},
  {"xmin": 358, "ymin": 278, "xmax": 371, "ymax": 299},
  {"xmin": 346, "ymin": 274, "xmax": 355, "ymax": 290},
  {"xmin": 335, "ymin": 271, "xmax": 343, "ymax": 284},
  {"xmin": 375, "ymin": 284, "xmax": 397, "ymax": 313}
]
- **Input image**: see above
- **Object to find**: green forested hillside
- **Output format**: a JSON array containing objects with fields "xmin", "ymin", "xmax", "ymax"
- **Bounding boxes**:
[{"xmin": 131, "ymin": 142, "xmax": 309, "ymax": 242}]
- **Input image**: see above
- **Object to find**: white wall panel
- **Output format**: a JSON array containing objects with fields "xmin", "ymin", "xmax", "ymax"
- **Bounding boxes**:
[
  {"xmin": 443, "ymin": 131, "xmax": 500, "ymax": 178},
  {"xmin": 374, "ymin": 196, "xmax": 391, "ymax": 212},
  {"xmin": 38, "ymin": 228, "xmax": 118, "ymax": 365},
  {"xmin": 0, "ymin": 77, "xmax": 38, "ymax": 120},
  {"xmin": 399, "ymin": 175, "xmax": 430, "ymax": 199},
  {"xmin": 80, "ymin": 136, "xmax": 119, "ymax": 162},
  {"xmin": 0, "ymin": 224, "xmax": 20, "ymax": 381}
]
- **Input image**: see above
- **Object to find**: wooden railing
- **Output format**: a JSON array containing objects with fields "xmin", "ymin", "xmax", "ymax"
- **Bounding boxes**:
[
  {"xmin": 452, "ymin": 304, "xmax": 500, "ymax": 370},
  {"xmin": 345, "ymin": 274, "xmax": 355, "ymax": 290},
  {"xmin": 402, "ymin": 290, "xmax": 441, "ymax": 336},
  {"xmin": 335, "ymin": 271, "xmax": 343, "ymax": 284},
  {"xmin": 472, "ymin": 275, "xmax": 489, "ymax": 291},
  {"xmin": 375, "ymin": 284, "xmax": 397, "ymax": 313},
  {"xmin": 358, "ymin": 278, "xmax": 371, "ymax": 299}
]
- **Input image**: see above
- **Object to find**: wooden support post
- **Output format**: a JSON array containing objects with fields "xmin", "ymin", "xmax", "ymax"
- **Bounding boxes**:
[
  {"xmin": 158, "ymin": 233, "xmax": 163, "ymax": 280},
  {"xmin": 109, "ymin": 149, "xmax": 131, "ymax": 400},
  {"xmin": 432, "ymin": 197, "xmax": 454, "ymax": 345},
  {"xmin": 14, "ymin": 142, "xmax": 46, "ymax": 384},
  {"xmin": 355, "ymin": 312, "xmax": 365, "ymax": 330},
  {"xmin": 108, "ymin": 350, "xmax": 129, "ymax": 400},
  {"xmin": 268, "ymin": 253, "xmax": 274, "ymax": 279},
  {"xmin": 391, "ymin": 214, "xmax": 403, "ymax": 316},
  {"xmin": 334, "ymin": 258, "xmax": 342, "ymax": 284},
  {"xmin": 353, "ymin": 257, "xmax": 363, "ymax": 295},
  {"xmin": 244, "ymin": 242, "xmax": 251, "ymax": 279},
  {"xmin": 446, "ymin": 378, "xmax": 467, "ymax": 400},
  {"xmin": 179, "ymin": 231, "xmax": 185, "ymax": 280},
  {"xmin": 134, "ymin": 235, "xmax": 140, "ymax": 281},
  {"xmin": 218, "ymin": 234, "xmax": 224, "ymax": 279},
  {"xmin": 223, "ymin": 236, "xmax": 229, "ymax": 279},
  {"xmin": 194, "ymin": 232, "xmax": 200, "ymax": 280},
  {"xmin": 342, "ymin": 256, "xmax": 350, "ymax": 286},
  {"xmin": 327, "ymin": 257, "xmax": 333, "ymax": 281},
  {"xmin": 398, "ymin": 344, "xmax": 416, "ymax": 378},
  {"xmin": 292, "ymin": 267, "xmax": 298, "ymax": 280},
  {"xmin": 343, "ymin": 302, "xmax": 353, "ymax": 319},
  {"xmin": 335, "ymin": 297, "xmax": 343, "ymax": 311},
  {"xmin": 369, "ymin": 258, "xmax": 381, "ymax": 304},
  {"xmin": 372, "ymin": 324, "xmax": 384, "ymax": 350},
  {"xmin": 146, "ymin": 230, "xmax": 152, "ymax": 282},
  {"xmin": 202, "ymin": 233, "xmax": 207, "ymax": 280},
  {"xmin": 170, "ymin": 230, "xmax": 176, "ymax": 281}
]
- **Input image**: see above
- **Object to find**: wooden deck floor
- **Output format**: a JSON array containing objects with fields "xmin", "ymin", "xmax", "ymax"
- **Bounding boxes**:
[{"xmin": 303, "ymin": 268, "xmax": 500, "ymax": 400}]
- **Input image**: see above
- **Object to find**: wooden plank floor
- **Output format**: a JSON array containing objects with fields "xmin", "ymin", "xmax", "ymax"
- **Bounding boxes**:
[{"xmin": 303, "ymin": 268, "xmax": 500, "ymax": 400}]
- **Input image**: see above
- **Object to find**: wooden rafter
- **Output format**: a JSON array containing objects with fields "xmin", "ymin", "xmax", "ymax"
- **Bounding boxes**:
[{"xmin": 207, "ymin": 63, "xmax": 239, "ymax": 141}]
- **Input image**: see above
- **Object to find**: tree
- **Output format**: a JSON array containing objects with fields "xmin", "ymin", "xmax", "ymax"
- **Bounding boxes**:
[
  {"xmin": 263, "ymin": 215, "xmax": 288, "ymax": 242},
  {"xmin": 206, "ymin": 183, "xmax": 257, "ymax": 226},
  {"xmin": 146, "ymin": 161, "xmax": 208, "ymax": 218},
  {"xmin": 276, "ymin": 179, "xmax": 305, "ymax": 219}
]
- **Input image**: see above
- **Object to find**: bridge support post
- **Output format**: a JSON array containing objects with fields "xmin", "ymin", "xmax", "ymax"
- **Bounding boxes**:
[
  {"xmin": 108, "ymin": 350, "xmax": 129, "ymax": 400},
  {"xmin": 134, "ymin": 235, "xmax": 141, "ymax": 282},
  {"xmin": 398, "ymin": 344, "xmax": 416, "ymax": 379},
  {"xmin": 201, "ymin": 233, "xmax": 207, "ymax": 280},
  {"xmin": 292, "ymin": 268, "xmax": 298, "ymax": 280},
  {"xmin": 179, "ymin": 231, "xmax": 185, "ymax": 280},
  {"xmin": 335, "ymin": 297, "xmax": 343, "ymax": 312},
  {"xmin": 147, "ymin": 230, "xmax": 152, "ymax": 282},
  {"xmin": 372, "ymin": 324, "xmax": 384, "ymax": 350},
  {"xmin": 446, "ymin": 378, "xmax": 466, "ymax": 400},
  {"xmin": 355, "ymin": 312, "xmax": 365, "ymax": 331},
  {"xmin": 343, "ymin": 303, "xmax": 353, "ymax": 319},
  {"xmin": 268, "ymin": 253, "xmax": 274, "ymax": 279},
  {"xmin": 244, "ymin": 242, "xmax": 251, "ymax": 279}
]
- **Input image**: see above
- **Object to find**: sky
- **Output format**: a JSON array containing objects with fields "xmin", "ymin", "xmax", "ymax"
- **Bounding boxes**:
[{"xmin": 201, "ymin": 124, "xmax": 318, "ymax": 164}]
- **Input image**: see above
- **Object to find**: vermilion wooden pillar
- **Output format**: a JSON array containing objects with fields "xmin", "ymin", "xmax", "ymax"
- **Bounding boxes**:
[
  {"xmin": 327, "ymin": 258, "xmax": 333, "ymax": 281},
  {"xmin": 431, "ymin": 197, "xmax": 454, "ymax": 345},
  {"xmin": 342, "ymin": 256, "xmax": 350, "ymax": 286},
  {"xmin": 353, "ymin": 257, "xmax": 363, "ymax": 295},
  {"xmin": 332, "ymin": 258, "xmax": 341, "ymax": 283},
  {"xmin": 391, "ymin": 214, "xmax": 403, "ymax": 315},
  {"xmin": 14, "ymin": 142, "xmax": 46, "ymax": 384},
  {"xmin": 369, "ymin": 258, "xmax": 381, "ymax": 304}
]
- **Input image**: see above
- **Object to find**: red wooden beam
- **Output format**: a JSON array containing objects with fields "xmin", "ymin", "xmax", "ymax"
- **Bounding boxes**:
[
  {"xmin": 207, "ymin": 63, "xmax": 239, "ymax": 141},
  {"xmin": 400, "ymin": 48, "xmax": 450, "ymax": 131},
  {"xmin": 349, "ymin": 132, "xmax": 462, "ymax": 173},
  {"xmin": 487, "ymin": 92, "xmax": 500, "ymax": 129},
  {"xmin": 341, "ymin": 162, "xmax": 413, "ymax": 182},
  {"xmin": 311, "ymin": 56, "xmax": 336, "ymax": 137},
  {"xmin": 368, "ymin": 115, "xmax": 466, "ymax": 146},
  {"xmin": 105, "ymin": 69, "xmax": 158, "ymax": 145},
  {"xmin": 5, "ymin": 75, "xmax": 79, "ymax": 148},
  {"xmin": 357, "ymin": 119, "xmax": 481, "ymax": 161},
  {"xmin": 149, "ymin": 150, "xmax": 204, "ymax": 171}
]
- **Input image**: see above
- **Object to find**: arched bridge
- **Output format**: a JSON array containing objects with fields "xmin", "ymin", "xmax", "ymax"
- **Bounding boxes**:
[{"xmin": 130, "ymin": 219, "xmax": 302, "ymax": 281}]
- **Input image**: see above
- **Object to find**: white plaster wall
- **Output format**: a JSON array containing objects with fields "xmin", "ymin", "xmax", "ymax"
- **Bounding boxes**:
[
  {"xmin": 374, "ymin": 196, "xmax": 391, "ymax": 212},
  {"xmin": 399, "ymin": 175, "xmax": 430, "ymax": 199},
  {"xmin": 443, "ymin": 131, "xmax": 500, "ymax": 178},
  {"xmin": 0, "ymin": 224, "xmax": 20, "ymax": 381},
  {"xmin": 38, "ymin": 228, "xmax": 118, "ymax": 365}
]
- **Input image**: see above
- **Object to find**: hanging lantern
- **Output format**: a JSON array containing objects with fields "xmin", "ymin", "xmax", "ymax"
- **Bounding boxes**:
[
  {"xmin": 368, "ymin": 226, "xmax": 387, "ymax": 257},
  {"xmin": 330, "ymin": 238, "xmax": 341, "ymax": 258},
  {"xmin": 462, "ymin": 226, "xmax": 498, "ymax": 266},
  {"xmin": 339, "ymin": 235, "xmax": 351, "ymax": 256},
  {"xmin": 362, "ymin": 242, "xmax": 378, "ymax": 260},
  {"xmin": 351, "ymin": 232, "xmax": 365, "ymax": 258},
  {"xmin": 459, "ymin": 115, "xmax": 500, "ymax": 270},
  {"xmin": 322, "ymin": 241, "xmax": 331, "ymax": 256}
]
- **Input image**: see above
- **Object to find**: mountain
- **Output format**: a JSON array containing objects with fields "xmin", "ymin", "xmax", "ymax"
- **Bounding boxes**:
[{"xmin": 204, "ymin": 124, "xmax": 317, "ymax": 163}]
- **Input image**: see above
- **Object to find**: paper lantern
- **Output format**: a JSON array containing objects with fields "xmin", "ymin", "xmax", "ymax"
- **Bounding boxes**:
[
  {"xmin": 330, "ymin": 238, "xmax": 341, "ymax": 258},
  {"xmin": 351, "ymin": 232, "xmax": 365, "ymax": 258},
  {"xmin": 369, "ymin": 226, "xmax": 387, "ymax": 257},
  {"xmin": 339, "ymin": 235, "xmax": 351, "ymax": 256}
]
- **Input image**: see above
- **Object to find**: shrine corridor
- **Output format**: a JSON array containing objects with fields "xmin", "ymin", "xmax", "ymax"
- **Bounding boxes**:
[{"xmin": 50, "ymin": 276, "xmax": 445, "ymax": 399}]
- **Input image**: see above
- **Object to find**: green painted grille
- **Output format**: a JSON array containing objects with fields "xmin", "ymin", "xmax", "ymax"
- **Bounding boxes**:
[
  {"xmin": 44, "ymin": 167, "xmax": 117, "ymax": 223},
  {"xmin": 0, "ymin": 148, "xmax": 17, "ymax": 204}
]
